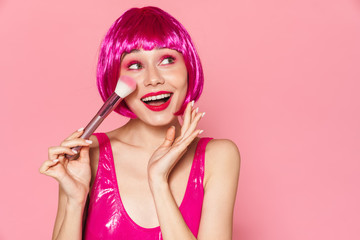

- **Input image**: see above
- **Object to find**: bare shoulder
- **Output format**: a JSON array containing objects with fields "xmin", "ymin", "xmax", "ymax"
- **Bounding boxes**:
[
  {"xmin": 206, "ymin": 138, "xmax": 241, "ymax": 168},
  {"xmin": 88, "ymin": 134, "xmax": 100, "ymax": 186},
  {"xmin": 88, "ymin": 134, "xmax": 100, "ymax": 159},
  {"xmin": 87, "ymin": 131, "xmax": 115, "ymax": 177},
  {"xmin": 204, "ymin": 138, "xmax": 241, "ymax": 186}
]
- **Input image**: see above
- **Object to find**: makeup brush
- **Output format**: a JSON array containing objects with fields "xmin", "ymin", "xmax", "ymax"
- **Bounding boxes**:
[{"xmin": 66, "ymin": 75, "xmax": 136, "ymax": 160}]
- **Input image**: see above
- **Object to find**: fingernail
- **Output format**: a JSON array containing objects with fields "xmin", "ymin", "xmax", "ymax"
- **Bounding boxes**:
[
  {"xmin": 196, "ymin": 107, "xmax": 199, "ymax": 113},
  {"xmin": 191, "ymin": 100, "xmax": 194, "ymax": 107},
  {"xmin": 86, "ymin": 140, "xmax": 93, "ymax": 144},
  {"xmin": 52, "ymin": 159, "xmax": 59, "ymax": 163},
  {"xmin": 72, "ymin": 149, "xmax": 78, "ymax": 154},
  {"xmin": 201, "ymin": 112, "xmax": 206, "ymax": 117},
  {"xmin": 199, "ymin": 130, "xmax": 204, "ymax": 134},
  {"xmin": 77, "ymin": 127, "xmax": 84, "ymax": 132}
]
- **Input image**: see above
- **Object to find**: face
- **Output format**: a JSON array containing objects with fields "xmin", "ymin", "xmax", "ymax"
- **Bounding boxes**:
[{"xmin": 120, "ymin": 48, "xmax": 188, "ymax": 126}]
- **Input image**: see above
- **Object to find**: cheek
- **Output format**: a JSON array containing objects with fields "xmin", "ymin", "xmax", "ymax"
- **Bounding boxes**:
[
  {"xmin": 175, "ymin": 65, "xmax": 188, "ymax": 92},
  {"xmin": 123, "ymin": 91, "xmax": 140, "ymax": 111},
  {"xmin": 180, "ymin": 79, "xmax": 188, "ymax": 97},
  {"xmin": 176, "ymin": 76, "xmax": 188, "ymax": 107}
]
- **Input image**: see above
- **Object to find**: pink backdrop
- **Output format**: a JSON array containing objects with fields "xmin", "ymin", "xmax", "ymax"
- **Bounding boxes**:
[{"xmin": 1, "ymin": 0, "xmax": 359, "ymax": 239}]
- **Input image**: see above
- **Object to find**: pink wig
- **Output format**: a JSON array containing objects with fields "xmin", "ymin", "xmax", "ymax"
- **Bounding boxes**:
[{"xmin": 96, "ymin": 6, "xmax": 204, "ymax": 118}]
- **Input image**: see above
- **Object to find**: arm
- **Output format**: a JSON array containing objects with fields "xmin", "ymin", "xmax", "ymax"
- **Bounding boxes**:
[
  {"xmin": 147, "ymin": 101, "xmax": 241, "ymax": 239},
  {"xmin": 55, "ymin": 197, "xmax": 87, "ymax": 240},
  {"xmin": 149, "ymin": 139, "xmax": 240, "ymax": 240},
  {"xmin": 40, "ymin": 130, "xmax": 97, "ymax": 240},
  {"xmin": 52, "ymin": 186, "xmax": 68, "ymax": 240},
  {"xmin": 197, "ymin": 139, "xmax": 240, "ymax": 239},
  {"xmin": 149, "ymin": 178, "xmax": 196, "ymax": 239},
  {"xmin": 52, "ymin": 187, "xmax": 89, "ymax": 240}
]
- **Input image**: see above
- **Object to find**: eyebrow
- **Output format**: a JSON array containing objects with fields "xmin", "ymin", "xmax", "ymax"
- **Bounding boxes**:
[
  {"xmin": 125, "ymin": 47, "xmax": 168, "ymax": 55},
  {"xmin": 121, "ymin": 49, "xmax": 140, "ymax": 61},
  {"xmin": 129, "ymin": 49, "xmax": 141, "ymax": 53},
  {"xmin": 121, "ymin": 48, "xmax": 179, "ymax": 61}
]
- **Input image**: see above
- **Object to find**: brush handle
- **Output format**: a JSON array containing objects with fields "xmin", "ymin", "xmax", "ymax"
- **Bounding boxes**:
[{"xmin": 66, "ymin": 93, "xmax": 121, "ymax": 160}]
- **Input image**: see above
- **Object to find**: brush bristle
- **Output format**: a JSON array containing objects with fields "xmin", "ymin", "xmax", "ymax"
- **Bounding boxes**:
[{"xmin": 114, "ymin": 76, "xmax": 136, "ymax": 98}]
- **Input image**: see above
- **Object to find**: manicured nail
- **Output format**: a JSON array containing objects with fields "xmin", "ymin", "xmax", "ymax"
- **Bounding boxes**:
[
  {"xmin": 77, "ymin": 127, "xmax": 84, "ymax": 132},
  {"xmin": 72, "ymin": 149, "xmax": 78, "ymax": 154},
  {"xmin": 199, "ymin": 130, "xmax": 204, "ymax": 134},
  {"xmin": 201, "ymin": 112, "xmax": 206, "ymax": 117},
  {"xmin": 196, "ymin": 107, "xmax": 199, "ymax": 113},
  {"xmin": 86, "ymin": 140, "xmax": 93, "ymax": 144},
  {"xmin": 191, "ymin": 100, "xmax": 194, "ymax": 107},
  {"xmin": 52, "ymin": 159, "xmax": 59, "ymax": 163}
]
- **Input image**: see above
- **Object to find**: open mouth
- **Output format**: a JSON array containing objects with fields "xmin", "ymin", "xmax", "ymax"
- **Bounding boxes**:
[{"xmin": 141, "ymin": 93, "xmax": 172, "ymax": 106}]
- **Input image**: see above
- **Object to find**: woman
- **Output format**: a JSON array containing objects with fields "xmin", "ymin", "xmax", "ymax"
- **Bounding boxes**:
[{"xmin": 40, "ymin": 6, "xmax": 240, "ymax": 240}]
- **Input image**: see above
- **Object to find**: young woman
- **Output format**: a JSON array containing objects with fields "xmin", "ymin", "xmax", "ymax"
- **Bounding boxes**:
[{"xmin": 40, "ymin": 6, "xmax": 240, "ymax": 240}]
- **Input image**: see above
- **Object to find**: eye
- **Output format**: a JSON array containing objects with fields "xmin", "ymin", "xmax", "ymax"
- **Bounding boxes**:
[
  {"xmin": 127, "ymin": 61, "xmax": 142, "ymax": 70},
  {"xmin": 160, "ymin": 56, "xmax": 176, "ymax": 65}
]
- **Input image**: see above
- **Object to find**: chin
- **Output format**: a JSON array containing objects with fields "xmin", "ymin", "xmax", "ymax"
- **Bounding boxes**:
[{"xmin": 143, "ymin": 112, "xmax": 178, "ymax": 127}]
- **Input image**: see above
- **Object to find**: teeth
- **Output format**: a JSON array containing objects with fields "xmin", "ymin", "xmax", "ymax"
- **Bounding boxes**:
[{"xmin": 142, "ymin": 93, "xmax": 171, "ymax": 102}]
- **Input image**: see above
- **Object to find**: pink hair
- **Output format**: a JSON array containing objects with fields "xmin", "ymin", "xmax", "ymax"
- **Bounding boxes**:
[{"xmin": 96, "ymin": 6, "xmax": 204, "ymax": 118}]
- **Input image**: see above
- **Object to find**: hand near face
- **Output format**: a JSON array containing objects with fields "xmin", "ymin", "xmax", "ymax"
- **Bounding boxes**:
[{"xmin": 147, "ymin": 101, "xmax": 205, "ymax": 185}]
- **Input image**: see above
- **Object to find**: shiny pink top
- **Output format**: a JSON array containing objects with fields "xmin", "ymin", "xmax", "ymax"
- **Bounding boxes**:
[{"xmin": 83, "ymin": 133, "xmax": 212, "ymax": 239}]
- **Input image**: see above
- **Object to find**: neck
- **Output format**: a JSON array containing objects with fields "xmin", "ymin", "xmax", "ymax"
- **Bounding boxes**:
[{"xmin": 117, "ymin": 117, "xmax": 182, "ymax": 150}]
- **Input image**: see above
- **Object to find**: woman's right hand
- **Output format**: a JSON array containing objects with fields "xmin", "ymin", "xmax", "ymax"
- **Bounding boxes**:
[{"xmin": 39, "ymin": 128, "xmax": 92, "ymax": 205}]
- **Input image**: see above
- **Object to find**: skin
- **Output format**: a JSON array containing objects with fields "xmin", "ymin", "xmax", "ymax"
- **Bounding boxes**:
[{"xmin": 39, "ymin": 48, "xmax": 241, "ymax": 240}]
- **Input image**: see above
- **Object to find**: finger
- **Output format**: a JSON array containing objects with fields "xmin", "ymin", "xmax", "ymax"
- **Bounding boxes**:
[
  {"xmin": 168, "ymin": 129, "xmax": 202, "ymax": 158},
  {"xmin": 179, "ymin": 129, "xmax": 203, "ymax": 150},
  {"xmin": 64, "ymin": 127, "xmax": 85, "ymax": 141},
  {"xmin": 191, "ymin": 107, "xmax": 198, "ymax": 121},
  {"xmin": 39, "ymin": 159, "xmax": 67, "ymax": 182},
  {"xmin": 161, "ymin": 126, "xmax": 176, "ymax": 148},
  {"xmin": 182, "ymin": 111, "xmax": 205, "ymax": 139},
  {"xmin": 78, "ymin": 146, "xmax": 90, "ymax": 163},
  {"xmin": 180, "ymin": 101, "xmax": 194, "ymax": 137},
  {"xmin": 61, "ymin": 138, "xmax": 92, "ymax": 148},
  {"xmin": 176, "ymin": 106, "xmax": 198, "ymax": 145},
  {"xmin": 63, "ymin": 158, "xmax": 70, "ymax": 169},
  {"xmin": 48, "ymin": 146, "xmax": 78, "ymax": 160},
  {"xmin": 39, "ymin": 159, "xmax": 60, "ymax": 175},
  {"xmin": 58, "ymin": 154, "xmax": 65, "ymax": 163}
]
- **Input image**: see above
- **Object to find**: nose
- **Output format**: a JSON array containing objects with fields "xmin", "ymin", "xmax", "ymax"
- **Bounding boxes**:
[{"xmin": 143, "ymin": 65, "xmax": 165, "ymax": 87}]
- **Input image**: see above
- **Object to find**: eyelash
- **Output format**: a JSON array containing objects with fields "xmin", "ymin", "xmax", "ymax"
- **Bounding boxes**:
[
  {"xmin": 127, "ymin": 61, "xmax": 142, "ymax": 70},
  {"xmin": 126, "ymin": 56, "xmax": 176, "ymax": 70},
  {"xmin": 160, "ymin": 56, "xmax": 176, "ymax": 65}
]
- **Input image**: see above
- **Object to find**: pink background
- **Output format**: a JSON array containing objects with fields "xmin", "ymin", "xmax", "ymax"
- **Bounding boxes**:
[{"xmin": 1, "ymin": 0, "xmax": 359, "ymax": 239}]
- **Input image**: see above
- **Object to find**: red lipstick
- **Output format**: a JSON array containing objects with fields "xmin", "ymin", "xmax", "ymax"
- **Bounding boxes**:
[
  {"xmin": 141, "ymin": 91, "xmax": 173, "ymax": 112},
  {"xmin": 141, "ymin": 91, "xmax": 172, "ymax": 99}
]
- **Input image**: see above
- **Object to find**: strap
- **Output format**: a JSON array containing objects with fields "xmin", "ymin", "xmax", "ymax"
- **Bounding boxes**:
[
  {"xmin": 92, "ymin": 132, "xmax": 106, "ymax": 147},
  {"xmin": 92, "ymin": 132, "xmax": 112, "ymax": 158},
  {"xmin": 191, "ymin": 137, "xmax": 213, "ymax": 185}
]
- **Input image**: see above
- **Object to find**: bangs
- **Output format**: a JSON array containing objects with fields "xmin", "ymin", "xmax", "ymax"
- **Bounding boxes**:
[
  {"xmin": 97, "ymin": 7, "xmax": 203, "ymax": 119},
  {"xmin": 119, "ymin": 10, "xmax": 184, "ymax": 53}
]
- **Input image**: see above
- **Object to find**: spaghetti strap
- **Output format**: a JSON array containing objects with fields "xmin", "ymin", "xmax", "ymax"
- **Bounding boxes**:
[
  {"xmin": 178, "ymin": 137, "xmax": 213, "ymax": 237},
  {"xmin": 92, "ymin": 133, "xmax": 113, "ymax": 167},
  {"xmin": 92, "ymin": 133, "xmax": 108, "ymax": 153},
  {"xmin": 192, "ymin": 137, "xmax": 213, "ymax": 183}
]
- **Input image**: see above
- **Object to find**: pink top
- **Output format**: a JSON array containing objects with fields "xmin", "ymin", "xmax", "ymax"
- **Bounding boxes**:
[{"xmin": 84, "ymin": 133, "xmax": 212, "ymax": 239}]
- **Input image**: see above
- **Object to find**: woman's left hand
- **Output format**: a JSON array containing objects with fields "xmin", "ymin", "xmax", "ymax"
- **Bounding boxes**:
[{"xmin": 147, "ymin": 101, "xmax": 205, "ymax": 185}]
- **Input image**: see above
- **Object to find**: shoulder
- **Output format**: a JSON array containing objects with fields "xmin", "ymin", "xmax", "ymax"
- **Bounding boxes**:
[
  {"xmin": 88, "ymin": 132, "xmax": 114, "ymax": 171},
  {"xmin": 206, "ymin": 138, "xmax": 240, "ymax": 154},
  {"xmin": 88, "ymin": 134, "xmax": 101, "ymax": 186},
  {"xmin": 204, "ymin": 138, "xmax": 241, "ymax": 187},
  {"xmin": 206, "ymin": 138, "xmax": 241, "ymax": 169},
  {"xmin": 88, "ymin": 134, "xmax": 100, "ymax": 158}
]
